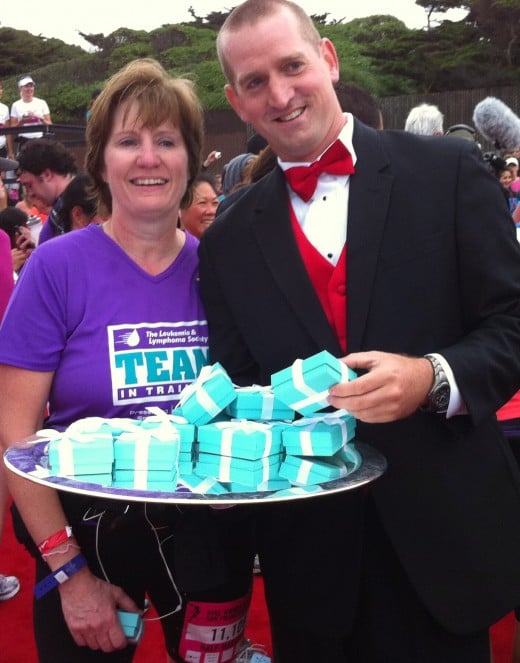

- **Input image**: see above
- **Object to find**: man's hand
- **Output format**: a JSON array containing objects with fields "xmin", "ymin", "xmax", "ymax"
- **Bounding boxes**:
[{"xmin": 328, "ymin": 351, "xmax": 434, "ymax": 423}]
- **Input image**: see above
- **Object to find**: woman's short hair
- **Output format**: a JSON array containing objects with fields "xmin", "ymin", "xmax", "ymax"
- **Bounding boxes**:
[{"xmin": 85, "ymin": 58, "xmax": 204, "ymax": 214}]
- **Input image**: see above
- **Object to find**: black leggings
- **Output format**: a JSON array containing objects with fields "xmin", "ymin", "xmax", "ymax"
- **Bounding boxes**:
[{"xmin": 24, "ymin": 498, "xmax": 254, "ymax": 663}]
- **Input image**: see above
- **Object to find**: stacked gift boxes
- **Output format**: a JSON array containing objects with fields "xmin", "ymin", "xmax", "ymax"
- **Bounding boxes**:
[
  {"xmin": 196, "ymin": 421, "xmax": 291, "ymax": 491},
  {"xmin": 48, "ymin": 429, "xmax": 115, "ymax": 486},
  {"xmin": 279, "ymin": 414, "xmax": 360, "ymax": 486},
  {"xmin": 45, "ymin": 351, "xmax": 361, "ymax": 494}
]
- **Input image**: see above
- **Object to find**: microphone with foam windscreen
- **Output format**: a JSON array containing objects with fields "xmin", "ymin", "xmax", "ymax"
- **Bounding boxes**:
[{"xmin": 472, "ymin": 97, "xmax": 520, "ymax": 150}]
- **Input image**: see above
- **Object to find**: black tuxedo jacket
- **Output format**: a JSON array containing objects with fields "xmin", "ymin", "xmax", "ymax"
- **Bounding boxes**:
[{"xmin": 199, "ymin": 120, "xmax": 520, "ymax": 635}]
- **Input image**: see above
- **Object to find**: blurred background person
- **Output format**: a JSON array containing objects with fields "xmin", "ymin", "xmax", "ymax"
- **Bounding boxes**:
[
  {"xmin": 506, "ymin": 156, "xmax": 520, "ymax": 193},
  {"xmin": 179, "ymin": 174, "xmax": 219, "ymax": 239},
  {"xmin": 221, "ymin": 152, "xmax": 256, "ymax": 196},
  {"xmin": 10, "ymin": 76, "xmax": 51, "ymax": 153},
  {"xmin": 0, "ymin": 206, "xmax": 35, "ymax": 278},
  {"xmin": 0, "ymin": 82, "xmax": 14, "ymax": 160},
  {"xmin": 404, "ymin": 102, "xmax": 444, "ymax": 136},
  {"xmin": 54, "ymin": 172, "xmax": 102, "ymax": 233},
  {"xmin": 334, "ymin": 81, "xmax": 383, "ymax": 129},
  {"xmin": 15, "ymin": 188, "xmax": 51, "ymax": 245},
  {"xmin": 15, "ymin": 138, "xmax": 77, "ymax": 244}
]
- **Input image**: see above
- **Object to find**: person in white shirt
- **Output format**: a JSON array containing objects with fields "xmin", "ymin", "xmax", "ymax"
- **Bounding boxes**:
[
  {"xmin": 10, "ymin": 76, "xmax": 51, "ymax": 152},
  {"xmin": 0, "ymin": 82, "xmax": 14, "ymax": 160}
]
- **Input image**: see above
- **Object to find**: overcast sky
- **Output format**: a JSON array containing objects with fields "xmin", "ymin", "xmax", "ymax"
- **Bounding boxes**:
[{"xmin": 1, "ymin": 0, "xmax": 467, "ymax": 50}]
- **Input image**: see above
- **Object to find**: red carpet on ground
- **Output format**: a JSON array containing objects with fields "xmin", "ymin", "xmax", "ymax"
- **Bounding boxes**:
[{"xmin": 0, "ymin": 508, "xmax": 514, "ymax": 662}]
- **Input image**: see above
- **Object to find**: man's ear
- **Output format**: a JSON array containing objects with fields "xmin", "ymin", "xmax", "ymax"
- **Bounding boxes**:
[
  {"xmin": 225, "ymin": 84, "xmax": 247, "ymax": 123},
  {"xmin": 321, "ymin": 38, "xmax": 340, "ymax": 85},
  {"xmin": 41, "ymin": 168, "xmax": 53, "ymax": 182}
]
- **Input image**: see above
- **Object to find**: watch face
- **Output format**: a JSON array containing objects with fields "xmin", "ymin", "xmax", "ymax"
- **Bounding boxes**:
[{"xmin": 433, "ymin": 384, "xmax": 450, "ymax": 410}]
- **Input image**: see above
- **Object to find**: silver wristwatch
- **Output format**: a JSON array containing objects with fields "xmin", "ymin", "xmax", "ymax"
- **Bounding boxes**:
[{"xmin": 422, "ymin": 354, "xmax": 450, "ymax": 414}]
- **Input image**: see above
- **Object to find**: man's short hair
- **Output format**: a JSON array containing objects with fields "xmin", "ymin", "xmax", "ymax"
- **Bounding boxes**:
[
  {"xmin": 17, "ymin": 139, "xmax": 77, "ymax": 176},
  {"xmin": 217, "ymin": 0, "xmax": 321, "ymax": 85}
]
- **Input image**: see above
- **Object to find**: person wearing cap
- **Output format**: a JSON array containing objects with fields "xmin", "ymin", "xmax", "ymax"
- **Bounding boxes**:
[
  {"xmin": 10, "ymin": 76, "xmax": 51, "ymax": 151},
  {"xmin": 506, "ymin": 156, "xmax": 520, "ymax": 194},
  {"xmin": 0, "ymin": 83, "xmax": 15, "ymax": 161}
]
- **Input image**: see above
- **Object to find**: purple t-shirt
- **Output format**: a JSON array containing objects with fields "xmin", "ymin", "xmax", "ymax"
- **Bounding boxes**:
[{"xmin": 0, "ymin": 224, "xmax": 208, "ymax": 428}]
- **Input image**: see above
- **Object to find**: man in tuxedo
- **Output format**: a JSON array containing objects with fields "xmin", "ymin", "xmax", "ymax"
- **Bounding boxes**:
[{"xmin": 198, "ymin": 1, "xmax": 520, "ymax": 661}]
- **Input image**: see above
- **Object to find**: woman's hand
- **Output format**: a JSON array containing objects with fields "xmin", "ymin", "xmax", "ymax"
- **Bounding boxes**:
[{"xmin": 58, "ymin": 567, "xmax": 141, "ymax": 652}]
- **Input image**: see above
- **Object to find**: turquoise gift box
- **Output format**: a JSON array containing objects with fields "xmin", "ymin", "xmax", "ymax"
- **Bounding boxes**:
[
  {"xmin": 279, "ymin": 454, "xmax": 349, "ymax": 486},
  {"xmin": 282, "ymin": 413, "xmax": 356, "ymax": 457},
  {"xmin": 141, "ymin": 409, "xmax": 196, "ymax": 453},
  {"xmin": 62, "ymin": 473, "xmax": 113, "ymax": 486},
  {"xmin": 197, "ymin": 421, "xmax": 284, "ymax": 461},
  {"xmin": 178, "ymin": 450, "xmax": 195, "ymax": 474},
  {"xmin": 175, "ymin": 363, "xmax": 236, "ymax": 426},
  {"xmin": 271, "ymin": 350, "xmax": 357, "ymax": 416},
  {"xmin": 179, "ymin": 473, "xmax": 230, "ymax": 495},
  {"xmin": 112, "ymin": 468, "xmax": 177, "ymax": 491},
  {"xmin": 225, "ymin": 386, "xmax": 295, "ymax": 421},
  {"xmin": 113, "ymin": 431, "xmax": 179, "ymax": 471},
  {"xmin": 195, "ymin": 452, "xmax": 283, "ymax": 488},
  {"xmin": 48, "ymin": 432, "xmax": 114, "ymax": 476},
  {"xmin": 336, "ymin": 442, "xmax": 362, "ymax": 472}
]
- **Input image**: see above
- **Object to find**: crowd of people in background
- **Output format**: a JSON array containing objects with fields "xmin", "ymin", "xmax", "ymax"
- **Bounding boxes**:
[{"xmin": 1, "ymin": 3, "xmax": 520, "ymax": 662}]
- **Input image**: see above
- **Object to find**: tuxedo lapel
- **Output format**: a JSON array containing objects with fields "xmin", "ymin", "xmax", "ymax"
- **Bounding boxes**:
[
  {"xmin": 251, "ymin": 167, "xmax": 342, "ymax": 354},
  {"xmin": 347, "ymin": 121, "xmax": 394, "ymax": 352}
]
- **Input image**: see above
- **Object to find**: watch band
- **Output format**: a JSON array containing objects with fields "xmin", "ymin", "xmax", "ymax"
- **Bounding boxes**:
[
  {"xmin": 422, "ymin": 354, "xmax": 450, "ymax": 414},
  {"xmin": 34, "ymin": 553, "xmax": 87, "ymax": 599}
]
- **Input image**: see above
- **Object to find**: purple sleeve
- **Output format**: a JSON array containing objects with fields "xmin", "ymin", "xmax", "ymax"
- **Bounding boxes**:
[{"xmin": 0, "ymin": 242, "xmax": 70, "ymax": 371}]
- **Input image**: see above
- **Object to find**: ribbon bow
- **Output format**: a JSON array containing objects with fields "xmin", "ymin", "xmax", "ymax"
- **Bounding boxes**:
[{"xmin": 284, "ymin": 140, "xmax": 355, "ymax": 202}]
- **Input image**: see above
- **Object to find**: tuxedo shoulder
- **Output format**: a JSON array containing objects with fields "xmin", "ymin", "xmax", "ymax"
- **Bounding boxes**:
[{"xmin": 379, "ymin": 128, "xmax": 478, "ymax": 160}]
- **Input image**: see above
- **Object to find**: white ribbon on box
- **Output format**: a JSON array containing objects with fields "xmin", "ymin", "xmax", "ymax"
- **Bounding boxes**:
[
  {"xmin": 66, "ymin": 417, "xmax": 140, "ymax": 435},
  {"xmin": 215, "ymin": 420, "xmax": 274, "ymax": 457},
  {"xmin": 131, "ymin": 430, "xmax": 150, "ymax": 479},
  {"xmin": 337, "ymin": 441, "xmax": 362, "ymax": 472},
  {"xmin": 295, "ymin": 458, "xmax": 313, "ymax": 485},
  {"xmin": 176, "ymin": 365, "xmax": 223, "ymax": 419},
  {"xmin": 234, "ymin": 385, "xmax": 276, "ymax": 419},
  {"xmin": 294, "ymin": 456, "xmax": 349, "ymax": 486},
  {"xmin": 292, "ymin": 410, "xmax": 352, "ymax": 455},
  {"xmin": 145, "ymin": 406, "xmax": 189, "ymax": 426},
  {"xmin": 290, "ymin": 360, "xmax": 351, "ymax": 412}
]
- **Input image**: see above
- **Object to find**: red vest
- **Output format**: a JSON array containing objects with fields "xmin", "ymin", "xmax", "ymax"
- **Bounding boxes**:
[{"xmin": 290, "ymin": 206, "xmax": 347, "ymax": 353}]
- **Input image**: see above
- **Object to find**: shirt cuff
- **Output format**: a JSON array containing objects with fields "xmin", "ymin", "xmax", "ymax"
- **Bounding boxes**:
[{"xmin": 430, "ymin": 353, "xmax": 467, "ymax": 417}]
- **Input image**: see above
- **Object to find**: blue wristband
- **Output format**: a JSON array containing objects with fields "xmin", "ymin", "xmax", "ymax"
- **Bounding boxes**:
[{"xmin": 34, "ymin": 553, "xmax": 88, "ymax": 599}]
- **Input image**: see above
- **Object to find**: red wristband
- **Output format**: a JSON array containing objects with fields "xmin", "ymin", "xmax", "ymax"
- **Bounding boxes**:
[{"xmin": 37, "ymin": 526, "xmax": 73, "ymax": 555}]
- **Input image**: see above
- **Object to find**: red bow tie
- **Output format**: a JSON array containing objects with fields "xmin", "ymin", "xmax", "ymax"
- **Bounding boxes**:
[{"xmin": 284, "ymin": 140, "xmax": 355, "ymax": 202}]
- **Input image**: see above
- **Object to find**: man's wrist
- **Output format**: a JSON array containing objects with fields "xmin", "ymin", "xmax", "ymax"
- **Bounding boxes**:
[{"xmin": 421, "ymin": 354, "xmax": 451, "ymax": 413}]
